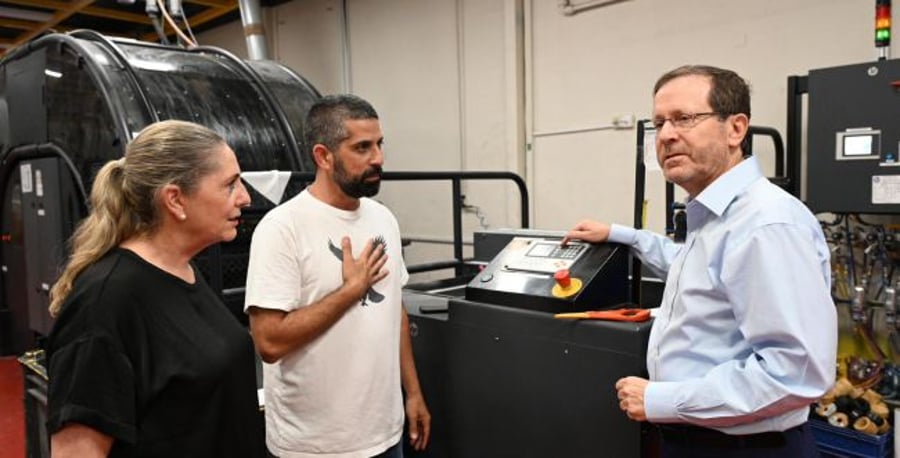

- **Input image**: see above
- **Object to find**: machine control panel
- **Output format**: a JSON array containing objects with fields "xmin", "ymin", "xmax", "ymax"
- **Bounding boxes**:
[
  {"xmin": 807, "ymin": 59, "xmax": 900, "ymax": 212},
  {"xmin": 466, "ymin": 235, "xmax": 629, "ymax": 313},
  {"xmin": 835, "ymin": 128, "xmax": 881, "ymax": 162},
  {"xmin": 503, "ymin": 239, "xmax": 588, "ymax": 274}
]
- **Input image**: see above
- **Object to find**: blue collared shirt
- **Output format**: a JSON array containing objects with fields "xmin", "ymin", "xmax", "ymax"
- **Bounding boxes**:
[{"xmin": 609, "ymin": 156, "xmax": 837, "ymax": 434}]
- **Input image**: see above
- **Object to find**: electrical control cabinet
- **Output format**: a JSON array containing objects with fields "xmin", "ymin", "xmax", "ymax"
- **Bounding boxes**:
[
  {"xmin": 806, "ymin": 59, "xmax": 900, "ymax": 213},
  {"xmin": 20, "ymin": 158, "xmax": 80, "ymax": 337},
  {"xmin": 466, "ymin": 234, "xmax": 629, "ymax": 313}
]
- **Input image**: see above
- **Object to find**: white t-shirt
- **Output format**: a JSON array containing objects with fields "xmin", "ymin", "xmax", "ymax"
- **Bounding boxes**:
[{"xmin": 245, "ymin": 190, "xmax": 409, "ymax": 458}]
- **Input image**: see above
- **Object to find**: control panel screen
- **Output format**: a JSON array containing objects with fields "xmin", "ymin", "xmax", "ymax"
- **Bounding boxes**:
[
  {"xmin": 835, "ymin": 129, "xmax": 880, "ymax": 161},
  {"xmin": 504, "ymin": 239, "xmax": 587, "ymax": 274},
  {"xmin": 844, "ymin": 134, "xmax": 875, "ymax": 156},
  {"xmin": 526, "ymin": 242, "xmax": 584, "ymax": 259},
  {"xmin": 526, "ymin": 243, "xmax": 556, "ymax": 257}
]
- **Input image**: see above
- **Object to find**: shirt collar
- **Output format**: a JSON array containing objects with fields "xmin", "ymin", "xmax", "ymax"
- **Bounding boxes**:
[{"xmin": 690, "ymin": 155, "xmax": 763, "ymax": 217}]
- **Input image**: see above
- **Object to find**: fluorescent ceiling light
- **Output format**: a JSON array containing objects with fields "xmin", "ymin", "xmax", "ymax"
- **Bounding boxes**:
[{"xmin": 0, "ymin": 6, "xmax": 53, "ymax": 22}]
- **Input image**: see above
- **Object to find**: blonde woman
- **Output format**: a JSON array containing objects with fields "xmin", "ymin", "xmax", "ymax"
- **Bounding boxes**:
[{"xmin": 46, "ymin": 120, "xmax": 263, "ymax": 457}]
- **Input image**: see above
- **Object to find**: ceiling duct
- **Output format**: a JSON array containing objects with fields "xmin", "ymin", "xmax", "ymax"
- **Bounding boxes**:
[{"xmin": 238, "ymin": 0, "xmax": 268, "ymax": 60}]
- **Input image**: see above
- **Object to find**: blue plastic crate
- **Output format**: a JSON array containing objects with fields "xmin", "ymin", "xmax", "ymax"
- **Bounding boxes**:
[{"xmin": 810, "ymin": 419, "xmax": 892, "ymax": 458}]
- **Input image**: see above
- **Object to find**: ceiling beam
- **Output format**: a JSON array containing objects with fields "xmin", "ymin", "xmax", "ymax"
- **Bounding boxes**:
[
  {"xmin": 0, "ymin": 17, "xmax": 42, "ymax": 31},
  {"xmin": 184, "ymin": 0, "xmax": 235, "ymax": 8},
  {"xmin": 0, "ymin": 0, "xmax": 240, "ymax": 57},
  {"xmin": 7, "ymin": 0, "xmax": 96, "ymax": 52},
  {"xmin": 140, "ymin": 4, "xmax": 237, "ymax": 42},
  {"xmin": 81, "ymin": 6, "xmax": 152, "ymax": 24},
  {"xmin": 0, "ymin": 0, "xmax": 152, "ymax": 24},
  {"xmin": 180, "ymin": 3, "xmax": 238, "ymax": 27}
]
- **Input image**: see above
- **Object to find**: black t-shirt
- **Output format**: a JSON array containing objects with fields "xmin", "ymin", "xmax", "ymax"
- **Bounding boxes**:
[{"xmin": 47, "ymin": 248, "xmax": 265, "ymax": 457}]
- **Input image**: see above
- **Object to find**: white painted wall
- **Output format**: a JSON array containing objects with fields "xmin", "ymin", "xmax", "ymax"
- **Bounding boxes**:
[
  {"xmin": 198, "ymin": 0, "xmax": 897, "ymax": 276},
  {"xmin": 196, "ymin": 18, "xmax": 247, "ymax": 59},
  {"xmin": 527, "ymin": 0, "xmax": 881, "ymax": 232}
]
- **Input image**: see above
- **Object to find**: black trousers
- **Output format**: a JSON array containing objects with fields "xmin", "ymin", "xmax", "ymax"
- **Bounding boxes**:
[{"xmin": 658, "ymin": 422, "xmax": 821, "ymax": 458}]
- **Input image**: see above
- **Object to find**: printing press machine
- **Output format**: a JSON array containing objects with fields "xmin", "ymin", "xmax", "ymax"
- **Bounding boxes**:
[{"xmin": 403, "ymin": 229, "xmax": 655, "ymax": 458}]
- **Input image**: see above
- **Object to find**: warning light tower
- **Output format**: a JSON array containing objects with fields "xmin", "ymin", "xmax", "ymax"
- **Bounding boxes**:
[{"xmin": 876, "ymin": 0, "xmax": 891, "ymax": 59}]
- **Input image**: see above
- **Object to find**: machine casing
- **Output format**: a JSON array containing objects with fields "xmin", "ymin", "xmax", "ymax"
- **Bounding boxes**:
[
  {"xmin": 405, "ymin": 229, "xmax": 652, "ymax": 458},
  {"xmin": 806, "ymin": 59, "xmax": 900, "ymax": 213}
]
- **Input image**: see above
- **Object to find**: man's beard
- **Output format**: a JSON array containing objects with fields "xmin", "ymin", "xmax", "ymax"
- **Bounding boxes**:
[{"xmin": 334, "ymin": 157, "xmax": 382, "ymax": 198}]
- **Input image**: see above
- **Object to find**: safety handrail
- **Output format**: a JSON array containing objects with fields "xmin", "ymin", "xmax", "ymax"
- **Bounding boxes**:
[
  {"xmin": 217, "ymin": 170, "xmax": 529, "ymax": 299},
  {"xmin": 746, "ymin": 125, "xmax": 786, "ymax": 182},
  {"xmin": 281, "ymin": 170, "xmax": 529, "ymax": 276}
]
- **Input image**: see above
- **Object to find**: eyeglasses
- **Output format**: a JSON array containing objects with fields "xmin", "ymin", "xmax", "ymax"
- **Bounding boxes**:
[{"xmin": 651, "ymin": 112, "xmax": 721, "ymax": 131}]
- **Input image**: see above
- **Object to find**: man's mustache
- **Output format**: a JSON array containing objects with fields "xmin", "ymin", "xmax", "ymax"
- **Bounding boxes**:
[{"xmin": 362, "ymin": 166, "xmax": 383, "ymax": 180}]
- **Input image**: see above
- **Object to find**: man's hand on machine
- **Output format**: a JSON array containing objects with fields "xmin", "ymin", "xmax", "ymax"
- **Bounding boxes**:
[{"xmin": 561, "ymin": 220, "xmax": 611, "ymax": 246}]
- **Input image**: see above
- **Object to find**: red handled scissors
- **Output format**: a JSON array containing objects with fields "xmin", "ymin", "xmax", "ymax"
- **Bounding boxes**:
[{"xmin": 554, "ymin": 308, "xmax": 651, "ymax": 322}]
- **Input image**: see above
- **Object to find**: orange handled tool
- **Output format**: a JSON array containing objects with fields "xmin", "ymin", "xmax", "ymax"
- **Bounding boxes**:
[{"xmin": 554, "ymin": 308, "xmax": 651, "ymax": 322}]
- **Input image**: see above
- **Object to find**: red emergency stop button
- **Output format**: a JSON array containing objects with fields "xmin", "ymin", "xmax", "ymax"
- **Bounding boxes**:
[{"xmin": 554, "ymin": 269, "xmax": 571, "ymax": 288}]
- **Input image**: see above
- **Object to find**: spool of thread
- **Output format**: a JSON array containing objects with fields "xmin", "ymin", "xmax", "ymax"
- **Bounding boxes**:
[
  {"xmin": 864, "ymin": 412, "xmax": 891, "ymax": 434},
  {"xmin": 854, "ymin": 416, "xmax": 878, "ymax": 435},
  {"xmin": 871, "ymin": 402, "xmax": 890, "ymax": 419},
  {"xmin": 866, "ymin": 412, "xmax": 885, "ymax": 427},
  {"xmin": 834, "ymin": 395, "xmax": 853, "ymax": 413},
  {"xmin": 861, "ymin": 389, "xmax": 883, "ymax": 406},
  {"xmin": 853, "ymin": 398, "xmax": 871, "ymax": 415},
  {"xmin": 833, "ymin": 378, "xmax": 854, "ymax": 397},
  {"xmin": 829, "ymin": 412, "xmax": 850, "ymax": 428},
  {"xmin": 816, "ymin": 402, "xmax": 837, "ymax": 418}
]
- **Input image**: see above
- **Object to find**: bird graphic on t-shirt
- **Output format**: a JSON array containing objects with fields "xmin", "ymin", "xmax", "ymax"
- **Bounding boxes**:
[{"xmin": 328, "ymin": 237, "xmax": 386, "ymax": 306}]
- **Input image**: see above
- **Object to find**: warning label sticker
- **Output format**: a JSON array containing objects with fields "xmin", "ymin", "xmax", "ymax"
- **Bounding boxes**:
[{"xmin": 872, "ymin": 175, "xmax": 900, "ymax": 204}]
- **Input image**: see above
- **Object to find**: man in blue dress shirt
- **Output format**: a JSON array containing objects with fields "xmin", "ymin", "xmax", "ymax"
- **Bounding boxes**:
[{"xmin": 563, "ymin": 65, "xmax": 836, "ymax": 457}]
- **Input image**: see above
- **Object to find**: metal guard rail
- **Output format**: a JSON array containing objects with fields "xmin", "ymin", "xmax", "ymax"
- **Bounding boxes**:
[
  {"xmin": 280, "ymin": 170, "xmax": 530, "ymax": 276},
  {"xmin": 219, "ymin": 170, "xmax": 528, "ymax": 300}
]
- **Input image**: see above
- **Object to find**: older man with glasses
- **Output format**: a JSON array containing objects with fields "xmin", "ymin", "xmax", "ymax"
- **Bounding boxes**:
[{"xmin": 562, "ymin": 65, "xmax": 836, "ymax": 457}]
